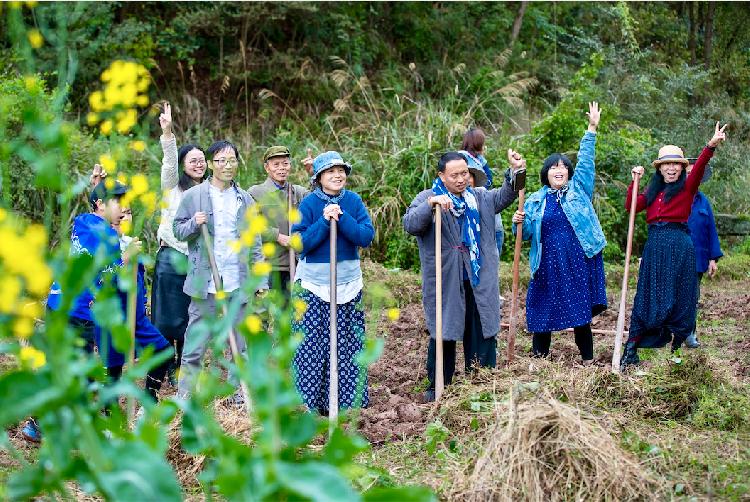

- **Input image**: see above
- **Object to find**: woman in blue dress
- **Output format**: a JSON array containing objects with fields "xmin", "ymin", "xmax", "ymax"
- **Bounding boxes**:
[{"xmin": 512, "ymin": 102, "xmax": 607, "ymax": 365}]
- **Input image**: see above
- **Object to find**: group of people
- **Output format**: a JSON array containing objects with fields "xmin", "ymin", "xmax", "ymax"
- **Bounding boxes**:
[{"xmin": 22, "ymin": 100, "xmax": 727, "ymax": 441}]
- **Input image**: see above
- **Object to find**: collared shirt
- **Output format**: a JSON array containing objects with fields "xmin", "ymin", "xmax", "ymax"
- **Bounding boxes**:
[{"xmin": 207, "ymin": 183, "xmax": 241, "ymax": 293}]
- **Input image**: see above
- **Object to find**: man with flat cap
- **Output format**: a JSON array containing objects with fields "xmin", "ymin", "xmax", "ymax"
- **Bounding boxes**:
[{"xmin": 248, "ymin": 146, "xmax": 311, "ymax": 292}]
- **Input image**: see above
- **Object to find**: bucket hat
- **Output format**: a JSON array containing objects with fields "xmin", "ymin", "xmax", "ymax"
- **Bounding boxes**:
[
  {"xmin": 312, "ymin": 151, "xmax": 352, "ymax": 179},
  {"xmin": 458, "ymin": 150, "xmax": 488, "ymax": 188}
]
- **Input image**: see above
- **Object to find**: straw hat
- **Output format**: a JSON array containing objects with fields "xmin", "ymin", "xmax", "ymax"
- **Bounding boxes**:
[{"xmin": 652, "ymin": 145, "xmax": 689, "ymax": 168}]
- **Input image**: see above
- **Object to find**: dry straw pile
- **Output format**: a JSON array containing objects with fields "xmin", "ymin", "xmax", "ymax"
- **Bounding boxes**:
[{"xmin": 450, "ymin": 384, "xmax": 661, "ymax": 501}]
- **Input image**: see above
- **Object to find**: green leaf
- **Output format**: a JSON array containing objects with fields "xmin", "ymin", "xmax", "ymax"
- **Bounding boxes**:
[
  {"xmin": 364, "ymin": 486, "xmax": 437, "ymax": 502},
  {"xmin": 321, "ymin": 428, "xmax": 369, "ymax": 466},
  {"xmin": 0, "ymin": 370, "xmax": 61, "ymax": 426},
  {"xmin": 276, "ymin": 460, "xmax": 360, "ymax": 502},
  {"xmin": 95, "ymin": 441, "xmax": 182, "ymax": 502}
]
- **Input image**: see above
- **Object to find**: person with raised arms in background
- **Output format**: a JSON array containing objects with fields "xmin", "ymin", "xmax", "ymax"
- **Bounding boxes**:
[
  {"xmin": 621, "ymin": 121, "xmax": 728, "ymax": 368},
  {"xmin": 403, "ymin": 149, "xmax": 522, "ymax": 402}
]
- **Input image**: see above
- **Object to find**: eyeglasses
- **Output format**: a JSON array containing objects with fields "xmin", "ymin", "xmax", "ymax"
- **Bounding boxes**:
[
  {"xmin": 187, "ymin": 158, "xmax": 206, "ymax": 166},
  {"xmin": 212, "ymin": 158, "xmax": 238, "ymax": 167}
]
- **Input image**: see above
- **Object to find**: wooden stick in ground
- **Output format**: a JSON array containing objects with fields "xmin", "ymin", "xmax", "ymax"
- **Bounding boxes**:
[
  {"xmin": 612, "ymin": 171, "xmax": 641, "ymax": 373},
  {"xmin": 328, "ymin": 219, "xmax": 339, "ymax": 432},
  {"xmin": 287, "ymin": 183, "xmax": 296, "ymax": 282},
  {"xmin": 126, "ymin": 259, "xmax": 138, "ymax": 423},
  {"xmin": 506, "ymin": 169, "xmax": 527, "ymax": 363},
  {"xmin": 200, "ymin": 224, "xmax": 252, "ymax": 416},
  {"xmin": 433, "ymin": 204, "xmax": 444, "ymax": 401}
]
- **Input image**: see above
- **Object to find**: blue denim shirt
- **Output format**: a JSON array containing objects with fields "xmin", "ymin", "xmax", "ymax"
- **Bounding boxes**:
[{"xmin": 514, "ymin": 131, "xmax": 606, "ymax": 277}]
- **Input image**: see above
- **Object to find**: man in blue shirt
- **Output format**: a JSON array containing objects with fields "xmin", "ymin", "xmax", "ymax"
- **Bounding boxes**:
[{"xmin": 685, "ymin": 159, "xmax": 723, "ymax": 348}]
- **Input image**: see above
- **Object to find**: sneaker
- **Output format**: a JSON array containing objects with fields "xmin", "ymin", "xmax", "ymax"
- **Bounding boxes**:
[
  {"xmin": 21, "ymin": 418, "xmax": 41, "ymax": 443},
  {"xmin": 685, "ymin": 333, "xmax": 701, "ymax": 349},
  {"xmin": 422, "ymin": 389, "xmax": 436, "ymax": 403}
]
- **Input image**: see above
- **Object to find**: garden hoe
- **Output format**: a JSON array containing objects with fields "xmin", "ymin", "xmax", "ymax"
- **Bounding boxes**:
[
  {"xmin": 506, "ymin": 164, "xmax": 527, "ymax": 363},
  {"xmin": 612, "ymin": 170, "xmax": 641, "ymax": 373},
  {"xmin": 329, "ymin": 219, "xmax": 339, "ymax": 434},
  {"xmin": 200, "ymin": 224, "xmax": 253, "ymax": 418},
  {"xmin": 433, "ymin": 202, "xmax": 444, "ymax": 402}
]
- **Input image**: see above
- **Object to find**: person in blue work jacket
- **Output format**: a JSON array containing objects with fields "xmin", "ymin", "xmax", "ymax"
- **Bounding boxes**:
[{"xmin": 685, "ymin": 158, "xmax": 723, "ymax": 348}]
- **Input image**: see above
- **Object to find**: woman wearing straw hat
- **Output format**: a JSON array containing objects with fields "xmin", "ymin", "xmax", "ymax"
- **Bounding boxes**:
[
  {"xmin": 511, "ymin": 102, "xmax": 606, "ymax": 365},
  {"xmin": 291, "ymin": 151, "xmax": 375, "ymax": 414},
  {"xmin": 621, "ymin": 122, "xmax": 728, "ymax": 368}
]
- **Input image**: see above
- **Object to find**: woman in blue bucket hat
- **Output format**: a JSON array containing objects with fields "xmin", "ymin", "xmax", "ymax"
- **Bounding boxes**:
[{"xmin": 291, "ymin": 151, "xmax": 375, "ymax": 414}]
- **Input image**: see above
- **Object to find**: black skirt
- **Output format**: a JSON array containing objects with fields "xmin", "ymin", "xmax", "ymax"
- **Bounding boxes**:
[
  {"xmin": 627, "ymin": 223, "xmax": 698, "ymax": 348},
  {"xmin": 150, "ymin": 246, "xmax": 191, "ymax": 343}
]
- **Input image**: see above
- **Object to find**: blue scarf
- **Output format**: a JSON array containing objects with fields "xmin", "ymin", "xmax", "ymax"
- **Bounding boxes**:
[
  {"xmin": 549, "ymin": 184, "xmax": 569, "ymax": 204},
  {"xmin": 313, "ymin": 187, "xmax": 347, "ymax": 205},
  {"xmin": 432, "ymin": 177, "xmax": 482, "ymax": 286}
]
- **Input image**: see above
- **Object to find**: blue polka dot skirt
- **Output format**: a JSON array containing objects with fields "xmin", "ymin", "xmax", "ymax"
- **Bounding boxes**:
[
  {"xmin": 526, "ymin": 192, "xmax": 607, "ymax": 333},
  {"xmin": 292, "ymin": 285, "xmax": 369, "ymax": 413},
  {"xmin": 627, "ymin": 223, "xmax": 698, "ymax": 348}
]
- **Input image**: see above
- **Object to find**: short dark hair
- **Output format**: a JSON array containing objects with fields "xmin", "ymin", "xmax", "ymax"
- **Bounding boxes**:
[
  {"xmin": 438, "ymin": 151, "xmax": 466, "ymax": 173},
  {"xmin": 206, "ymin": 140, "xmax": 239, "ymax": 161},
  {"xmin": 540, "ymin": 153, "xmax": 574, "ymax": 186},
  {"xmin": 177, "ymin": 144, "xmax": 207, "ymax": 191},
  {"xmin": 461, "ymin": 128, "xmax": 486, "ymax": 157}
]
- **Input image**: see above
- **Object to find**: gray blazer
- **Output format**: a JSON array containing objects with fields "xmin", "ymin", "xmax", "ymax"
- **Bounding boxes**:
[
  {"xmin": 403, "ymin": 174, "xmax": 517, "ymax": 342},
  {"xmin": 173, "ymin": 179, "xmax": 267, "ymax": 301}
]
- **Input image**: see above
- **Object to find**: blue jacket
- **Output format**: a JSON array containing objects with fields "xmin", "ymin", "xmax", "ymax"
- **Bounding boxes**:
[
  {"xmin": 514, "ymin": 131, "xmax": 606, "ymax": 277},
  {"xmin": 52, "ymin": 213, "xmax": 122, "ymax": 320},
  {"xmin": 688, "ymin": 192, "xmax": 723, "ymax": 273},
  {"xmin": 293, "ymin": 190, "xmax": 374, "ymax": 263}
]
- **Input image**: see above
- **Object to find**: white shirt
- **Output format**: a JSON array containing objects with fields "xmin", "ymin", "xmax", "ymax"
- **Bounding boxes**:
[{"xmin": 207, "ymin": 184, "xmax": 241, "ymax": 294}]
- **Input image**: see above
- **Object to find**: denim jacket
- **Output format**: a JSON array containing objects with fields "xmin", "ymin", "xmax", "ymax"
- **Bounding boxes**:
[{"xmin": 514, "ymin": 131, "xmax": 606, "ymax": 278}]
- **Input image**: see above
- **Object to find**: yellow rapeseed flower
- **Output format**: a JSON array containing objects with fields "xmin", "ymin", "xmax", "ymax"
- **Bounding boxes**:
[
  {"xmin": 19, "ymin": 346, "xmax": 46, "ymax": 369},
  {"xmin": 140, "ymin": 191, "xmax": 157, "ymax": 214},
  {"xmin": 288, "ymin": 207, "xmax": 302, "ymax": 224},
  {"xmin": 129, "ymin": 140, "xmax": 146, "ymax": 152},
  {"xmin": 244, "ymin": 314, "xmax": 262, "ymax": 334},
  {"xmin": 130, "ymin": 174, "xmax": 148, "ymax": 195},
  {"xmin": 25, "ymin": 1, "xmax": 39, "ymax": 8},
  {"xmin": 0, "ymin": 276, "xmax": 22, "ymax": 314},
  {"xmin": 99, "ymin": 154, "xmax": 116, "ymax": 172},
  {"xmin": 292, "ymin": 298, "xmax": 307, "ymax": 321},
  {"xmin": 104, "ymin": 178, "xmax": 115, "ymax": 190},
  {"xmin": 387, "ymin": 307, "xmax": 401, "ymax": 321},
  {"xmin": 100, "ymin": 120, "xmax": 113, "ymax": 135},
  {"xmin": 14, "ymin": 317, "xmax": 34, "ymax": 339},
  {"xmin": 116, "ymin": 172, "xmax": 128, "ymax": 184},
  {"xmin": 228, "ymin": 240, "xmax": 242, "ymax": 253},
  {"xmin": 262, "ymin": 242, "xmax": 276, "ymax": 258},
  {"xmin": 89, "ymin": 91, "xmax": 105, "ymax": 112},
  {"xmin": 215, "ymin": 290, "xmax": 226, "ymax": 300},
  {"xmin": 119, "ymin": 219, "xmax": 132, "ymax": 235},
  {"xmin": 27, "ymin": 29, "xmax": 43, "ymax": 48},
  {"xmin": 87, "ymin": 112, "xmax": 99, "ymax": 126},
  {"xmin": 0, "ymin": 208, "xmax": 7, "ymax": 222},
  {"xmin": 252, "ymin": 261, "xmax": 272, "ymax": 277},
  {"xmin": 23, "ymin": 75, "xmax": 38, "ymax": 92},
  {"xmin": 21, "ymin": 301, "xmax": 42, "ymax": 320},
  {"xmin": 248, "ymin": 215, "xmax": 268, "ymax": 238},
  {"xmin": 289, "ymin": 233, "xmax": 303, "ymax": 252}
]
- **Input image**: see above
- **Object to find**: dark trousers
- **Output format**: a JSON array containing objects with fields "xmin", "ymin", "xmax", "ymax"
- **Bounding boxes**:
[
  {"xmin": 427, "ymin": 281, "xmax": 496, "ymax": 390},
  {"xmin": 532, "ymin": 324, "xmax": 594, "ymax": 360},
  {"xmin": 105, "ymin": 355, "xmax": 170, "ymax": 402},
  {"xmin": 269, "ymin": 270, "xmax": 292, "ymax": 293},
  {"xmin": 151, "ymin": 247, "xmax": 191, "ymax": 371},
  {"xmin": 69, "ymin": 316, "xmax": 96, "ymax": 354}
]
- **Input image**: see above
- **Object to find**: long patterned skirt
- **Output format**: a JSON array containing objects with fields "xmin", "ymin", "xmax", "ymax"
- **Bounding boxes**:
[
  {"xmin": 292, "ymin": 285, "xmax": 368, "ymax": 413},
  {"xmin": 626, "ymin": 223, "xmax": 698, "ymax": 348}
]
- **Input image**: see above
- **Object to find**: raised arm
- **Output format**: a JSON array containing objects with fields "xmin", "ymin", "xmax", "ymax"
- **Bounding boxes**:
[
  {"xmin": 686, "ymin": 122, "xmax": 727, "ymax": 197},
  {"xmin": 160, "ymin": 102, "xmax": 180, "ymax": 191},
  {"xmin": 569, "ymin": 102, "xmax": 600, "ymax": 200}
]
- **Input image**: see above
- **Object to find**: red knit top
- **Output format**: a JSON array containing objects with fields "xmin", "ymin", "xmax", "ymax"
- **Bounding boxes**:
[{"xmin": 626, "ymin": 146, "xmax": 715, "ymax": 223}]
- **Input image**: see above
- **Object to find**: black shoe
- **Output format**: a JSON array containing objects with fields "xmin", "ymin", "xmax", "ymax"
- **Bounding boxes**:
[
  {"xmin": 685, "ymin": 334, "xmax": 700, "ymax": 349},
  {"xmin": 422, "ymin": 389, "xmax": 436, "ymax": 403},
  {"xmin": 620, "ymin": 341, "xmax": 640, "ymax": 369}
]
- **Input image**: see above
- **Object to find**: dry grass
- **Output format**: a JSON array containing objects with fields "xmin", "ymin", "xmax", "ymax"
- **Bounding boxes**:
[{"xmin": 450, "ymin": 386, "xmax": 660, "ymax": 501}]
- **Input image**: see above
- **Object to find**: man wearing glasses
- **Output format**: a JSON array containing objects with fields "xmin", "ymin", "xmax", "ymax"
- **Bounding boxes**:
[
  {"xmin": 248, "ymin": 146, "xmax": 310, "ymax": 293},
  {"xmin": 173, "ymin": 140, "xmax": 267, "ymax": 405}
]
